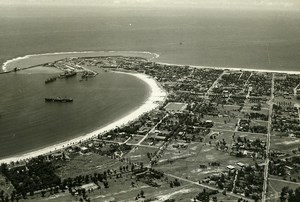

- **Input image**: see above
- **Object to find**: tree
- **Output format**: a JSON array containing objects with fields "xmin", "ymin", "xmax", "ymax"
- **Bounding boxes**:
[
  {"xmin": 0, "ymin": 190, "xmax": 4, "ymax": 201},
  {"xmin": 280, "ymin": 186, "xmax": 289, "ymax": 201},
  {"xmin": 0, "ymin": 163, "xmax": 8, "ymax": 175},
  {"xmin": 196, "ymin": 189, "xmax": 209, "ymax": 202},
  {"xmin": 140, "ymin": 162, "xmax": 144, "ymax": 169},
  {"xmin": 173, "ymin": 179, "xmax": 181, "ymax": 186},
  {"xmin": 140, "ymin": 190, "xmax": 145, "ymax": 198},
  {"xmin": 41, "ymin": 190, "xmax": 46, "ymax": 197}
]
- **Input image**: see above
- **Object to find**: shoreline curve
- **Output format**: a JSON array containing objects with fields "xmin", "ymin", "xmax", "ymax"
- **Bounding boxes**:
[{"xmin": 0, "ymin": 71, "xmax": 167, "ymax": 164}]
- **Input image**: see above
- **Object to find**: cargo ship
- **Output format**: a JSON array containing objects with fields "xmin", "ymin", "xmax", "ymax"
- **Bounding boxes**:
[
  {"xmin": 45, "ymin": 77, "xmax": 57, "ymax": 84},
  {"xmin": 45, "ymin": 97, "xmax": 73, "ymax": 103}
]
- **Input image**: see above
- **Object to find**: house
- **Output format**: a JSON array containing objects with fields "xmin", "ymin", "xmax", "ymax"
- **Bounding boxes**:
[
  {"xmin": 237, "ymin": 162, "xmax": 245, "ymax": 167},
  {"xmin": 80, "ymin": 183, "xmax": 98, "ymax": 191},
  {"xmin": 227, "ymin": 165, "xmax": 235, "ymax": 170}
]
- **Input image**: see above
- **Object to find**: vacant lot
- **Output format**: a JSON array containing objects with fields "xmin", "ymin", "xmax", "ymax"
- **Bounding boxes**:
[{"xmin": 55, "ymin": 153, "xmax": 124, "ymax": 179}]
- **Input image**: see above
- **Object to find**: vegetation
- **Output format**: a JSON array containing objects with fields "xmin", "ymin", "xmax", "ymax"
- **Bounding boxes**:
[{"xmin": 280, "ymin": 187, "xmax": 300, "ymax": 202}]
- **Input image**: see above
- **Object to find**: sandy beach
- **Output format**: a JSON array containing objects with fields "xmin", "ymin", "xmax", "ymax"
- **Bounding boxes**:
[
  {"xmin": 1, "ymin": 50, "xmax": 159, "ymax": 72},
  {"xmin": 3, "ymin": 50, "xmax": 299, "ymax": 75},
  {"xmin": 0, "ymin": 71, "xmax": 167, "ymax": 164},
  {"xmin": 157, "ymin": 62, "xmax": 300, "ymax": 75}
]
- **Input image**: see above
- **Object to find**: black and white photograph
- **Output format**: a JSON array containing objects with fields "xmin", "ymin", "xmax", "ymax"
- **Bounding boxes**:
[{"xmin": 0, "ymin": 0, "xmax": 300, "ymax": 201}]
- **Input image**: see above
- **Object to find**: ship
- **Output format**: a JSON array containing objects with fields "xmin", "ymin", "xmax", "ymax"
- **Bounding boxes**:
[
  {"xmin": 45, "ymin": 77, "xmax": 57, "ymax": 84},
  {"xmin": 45, "ymin": 97, "xmax": 73, "ymax": 103},
  {"xmin": 59, "ymin": 71, "xmax": 77, "ymax": 79}
]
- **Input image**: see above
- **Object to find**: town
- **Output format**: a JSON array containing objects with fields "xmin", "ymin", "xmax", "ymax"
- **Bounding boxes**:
[{"xmin": 1, "ymin": 56, "xmax": 300, "ymax": 202}]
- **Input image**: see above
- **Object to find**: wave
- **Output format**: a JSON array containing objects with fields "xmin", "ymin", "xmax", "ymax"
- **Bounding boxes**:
[{"xmin": 1, "ymin": 50, "xmax": 160, "ymax": 72}]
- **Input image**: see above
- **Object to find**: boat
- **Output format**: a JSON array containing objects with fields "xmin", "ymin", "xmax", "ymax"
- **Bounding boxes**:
[
  {"xmin": 45, "ymin": 77, "xmax": 57, "ymax": 84},
  {"xmin": 60, "ymin": 71, "xmax": 77, "ymax": 78},
  {"xmin": 45, "ymin": 97, "xmax": 73, "ymax": 103}
]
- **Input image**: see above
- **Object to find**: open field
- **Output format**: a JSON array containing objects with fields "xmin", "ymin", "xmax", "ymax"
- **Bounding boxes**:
[
  {"xmin": 267, "ymin": 179, "xmax": 300, "ymax": 202},
  {"xmin": 270, "ymin": 136, "xmax": 300, "ymax": 155},
  {"xmin": 55, "ymin": 153, "xmax": 124, "ymax": 179}
]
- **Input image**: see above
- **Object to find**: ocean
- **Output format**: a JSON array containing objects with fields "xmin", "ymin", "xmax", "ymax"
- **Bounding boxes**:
[
  {"xmin": 1, "ymin": 6, "xmax": 300, "ymax": 72},
  {"xmin": 0, "ymin": 5, "xmax": 300, "ymax": 158}
]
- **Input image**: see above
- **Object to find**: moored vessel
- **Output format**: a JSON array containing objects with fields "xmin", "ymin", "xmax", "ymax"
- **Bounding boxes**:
[
  {"xmin": 45, "ymin": 77, "xmax": 57, "ymax": 84},
  {"xmin": 45, "ymin": 97, "xmax": 73, "ymax": 103},
  {"xmin": 59, "ymin": 71, "xmax": 77, "ymax": 78}
]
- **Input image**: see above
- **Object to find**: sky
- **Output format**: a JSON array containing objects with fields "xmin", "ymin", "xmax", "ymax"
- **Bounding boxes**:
[{"xmin": 1, "ymin": 0, "xmax": 299, "ymax": 9}]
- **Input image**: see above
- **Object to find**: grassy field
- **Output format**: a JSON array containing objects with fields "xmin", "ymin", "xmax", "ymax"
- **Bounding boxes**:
[
  {"xmin": 125, "ymin": 146, "xmax": 158, "ymax": 164},
  {"xmin": 126, "ymin": 135, "xmax": 144, "ymax": 144},
  {"xmin": 55, "ymin": 153, "xmax": 124, "ymax": 179},
  {"xmin": 270, "ymin": 136, "xmax": 300, "ymax": 155},
  {"xmin": 212, "ymin": 121, "xmax": 236, "ymax": 131},
  {"xmin": 267, "ymin": 178, "xmax": 300, "ymax": 202},
  {"xmin": 155, "ymin": 141, "xmax": 260, "ymax": 182}
]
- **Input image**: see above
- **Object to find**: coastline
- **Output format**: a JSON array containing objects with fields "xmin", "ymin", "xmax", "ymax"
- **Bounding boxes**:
[
  {"xmin": 1, "ymin": 50, "xmax": 160, "ymax": 72},
  {"xmin": 1, "ymin": 50, "xmax": 299, "ymax": 164},
  {"xmin": 3, "ymin": 50, "xmax": 299, "ymax": 75},
  {"xmin": 0, "ymin": 71, "xmax": 167, "ymax": 164},
  {"xmin": 157, "ymin": 62, "xmax": 300, "ymax": 75}
]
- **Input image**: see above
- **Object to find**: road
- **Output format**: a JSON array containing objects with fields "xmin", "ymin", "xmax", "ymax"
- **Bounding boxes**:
[
  {"xmin": 297, "ymin": 104, "xmax": 300, "ymax": 121},
  {"xmin": 269, "ymin": 177, "xmax": 300, "ymax": 186},
  {"xmin": 262, "ymin": 73, "xmax": 274, "ymax": 202},
  {"xmin": 205, "ymin": 70, "xmax": 225, "ymax": 99},
  {"xmin": 137, "ymin": 114, "xmax": 169, "ymax": 146},
  {"xmin": 294, "ymin": 83, "xmax": 300, "ymax": 97},
  {"xmin": 125, "ymin": 114, "xmax": 168, "ymax": 156}
]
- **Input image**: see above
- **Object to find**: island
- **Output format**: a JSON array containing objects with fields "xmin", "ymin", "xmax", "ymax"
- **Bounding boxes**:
[{"xmin": 0, "ymin": 54, "xmax": 300, "ymax": 202}]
